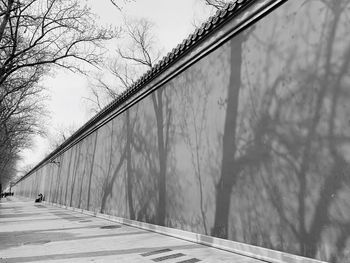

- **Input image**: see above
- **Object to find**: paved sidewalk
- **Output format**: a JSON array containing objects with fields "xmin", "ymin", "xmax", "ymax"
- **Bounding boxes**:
[{"xmin": 0, "ymin": 197, "xmax": 264, "ymax": 263}]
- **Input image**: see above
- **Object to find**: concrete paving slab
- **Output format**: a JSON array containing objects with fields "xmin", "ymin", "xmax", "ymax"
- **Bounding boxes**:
[{"xmin": 0, "ymin": 197, "xmax": 266, "ymax": 263}]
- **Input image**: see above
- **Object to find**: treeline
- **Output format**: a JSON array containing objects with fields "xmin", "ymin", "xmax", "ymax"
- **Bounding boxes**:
[
  {"xmin": 0, "ymin": 0, "xmax": 117, "ymax": 189},
  {"xmin": 0, "ymin": 0, "xmax": 222, "ymax": 190}
]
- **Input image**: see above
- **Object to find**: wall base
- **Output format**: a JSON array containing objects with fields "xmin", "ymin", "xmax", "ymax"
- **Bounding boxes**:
[{"xmin": 43, "ymin": 200, "xmax": 326, "ymax": 263}]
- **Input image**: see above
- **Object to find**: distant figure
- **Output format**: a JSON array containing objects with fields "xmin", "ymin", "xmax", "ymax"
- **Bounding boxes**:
[
  {"xmin": 0, "ymin": 192, "xmax": 14, "ymax": 198},
  {"xmin": 35, "ymin": 193, "xmax": 44, "ymax": 203}
]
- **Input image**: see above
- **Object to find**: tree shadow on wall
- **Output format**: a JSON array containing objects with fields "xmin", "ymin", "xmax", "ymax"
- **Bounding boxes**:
[
  {"xmin": 100, "ymin": 118, "xmax": 127, "ymax": 215},
  {"xmin": 210, "ymin": 1, "xmax": 350, "ymax": 262}
]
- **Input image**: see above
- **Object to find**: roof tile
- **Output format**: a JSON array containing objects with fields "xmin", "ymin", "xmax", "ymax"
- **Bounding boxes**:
[{"xmin": 17, "ymin": 0, "xmax": 253, "ymax": 182}]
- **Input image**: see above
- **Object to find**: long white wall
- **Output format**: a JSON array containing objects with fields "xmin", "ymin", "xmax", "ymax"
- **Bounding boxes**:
[{"xmin": 14, "ymin": 1, "xmax": 350, "ymax": 262}]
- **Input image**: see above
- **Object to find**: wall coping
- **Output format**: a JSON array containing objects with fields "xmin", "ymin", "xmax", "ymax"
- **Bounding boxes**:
[{"xmin": 15, "ymin": 0, "xmax": 287, "ymax": 184}]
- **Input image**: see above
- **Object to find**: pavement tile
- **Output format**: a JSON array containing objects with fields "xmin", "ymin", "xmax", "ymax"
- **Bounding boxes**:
[{"xmin": 0, "ymin": 197, "xmax": 266, "ymax": 263}]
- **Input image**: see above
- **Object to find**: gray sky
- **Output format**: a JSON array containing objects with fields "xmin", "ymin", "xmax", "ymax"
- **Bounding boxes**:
[{"xmin": 18, "ymin": 0, "xmax": 213, "ymax": 174}]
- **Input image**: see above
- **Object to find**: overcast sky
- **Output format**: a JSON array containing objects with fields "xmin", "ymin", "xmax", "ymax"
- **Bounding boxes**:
[{"xmin": 17, "ymin": 0, "xmax": 214, "ymax": 174}]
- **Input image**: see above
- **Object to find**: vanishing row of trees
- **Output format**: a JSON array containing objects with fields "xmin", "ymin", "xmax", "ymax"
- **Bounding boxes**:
[
  {"xmin": 0, "ymin": 0, "xmax": 126, "ymax": 190},
  {"xmin": 0, "ymin": 0, "xmax": 220, "ymax": 191},
  {"xmin": 0, "ymin": 0, "xmax": 203, "ymax": 191},
  {"xmin": 10, "ymin": 0, "xmax": 350, "ymax": 262}
]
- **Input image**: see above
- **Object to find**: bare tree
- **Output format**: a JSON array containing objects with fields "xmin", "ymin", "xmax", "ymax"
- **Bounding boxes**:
[
  {"xmin": 115, "ymin": 18, "xmax": 170, "ymax": 226},
  {"xmin": 87, "ymin": 18, "xmax": 161, "ymax": 111},
  {"xmin": 0, "ymin": 0, "xmax": 117, "ymax": 186},
  {"xmin": 0, "ymin": 81, "xmax": 45, "ymax": 187},
  {"xmin": 88, "ymin": 18, "xmax": 169, "ymax": 222},
  {"xmin": 86, "ymin": 130, "xmax": 98, "ymax": 210},
  {"xmin": 46, "ymin": 124, "xmax": 77, "ymax": 152},
  {"xmin": 176, "ymin": 68, "xmax": 211, "ymax": 235}
]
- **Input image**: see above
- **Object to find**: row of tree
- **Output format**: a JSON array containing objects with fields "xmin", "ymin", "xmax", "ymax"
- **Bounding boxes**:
[
  {"xmin": 0, "ymin": 0, "xmax": 124, "ymax": 189},
  {"xmin": 11, "ymin": 0, "xmax": 350, "ymax": 262},
  {"xmin": 0, "ymin": 0, "xmax": 222, "ymax": 190}
]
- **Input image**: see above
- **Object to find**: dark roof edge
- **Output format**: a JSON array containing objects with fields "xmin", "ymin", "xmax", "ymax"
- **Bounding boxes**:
[{"xmin": 15, "ymin": 0, "xmax": 268, "ymax": 184}]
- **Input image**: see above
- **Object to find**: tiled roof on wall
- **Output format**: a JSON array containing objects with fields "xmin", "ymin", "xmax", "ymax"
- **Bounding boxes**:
[
  {"xmin": 16, "ymin": 0, "xmax": 253, "ymax": 183},
  {"xmin": 82, "ymin": 0, "xmax": 251, "ymax": 135}
]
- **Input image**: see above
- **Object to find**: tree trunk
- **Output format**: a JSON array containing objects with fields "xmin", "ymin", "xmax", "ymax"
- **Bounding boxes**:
[
  {"xmin": 126, "ymin": 110, "xmax": 135, "ymax": 220},
  {"xmin": 70, "ymin": 144, "xmax": 81, "ymax": 207},
  {"xmin": 87, "ymin": 131, "xmax": 99, "ymax": 210},
  {"xmin": 100, "ymin": 183, "xmax": 109, "ymax": 213},
  {"xmin": 48, "ymin": 167, "xmax": 54, "ymax": 202},
  {"xmin": 152, "ymin": 90, "xmax": 167, "ymax": 226},
  {"xmin": 296, "ymin": 4, "xmax": 340, "ymax": 254},
  {"xmin": 101, "ymin": 144, "xmax": 127, "ymax": 213},
  {"xmin": 54, "ymin": 156, "xmax": 63, "ymax": 203},
  {"xmin": 211, "ymin": 36, "xmax": 243, "ymax": 238},
  {"xmin": 0, "ymin": 0, "xmax": 14, "ymax": 42},
  {"xmin": 64, "ymin": 149, "xmax": 74, "ymax": 205},
  {"xmin": 100, "ymin": 122, "xmax": 115, "ymax": 213},
  {"xmin": 303, "ymin": 156, "xmax": 346, "ymax": 257}
]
